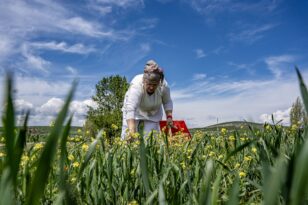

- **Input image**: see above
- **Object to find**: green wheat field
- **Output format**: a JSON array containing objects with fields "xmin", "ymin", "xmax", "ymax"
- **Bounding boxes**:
[{"xmin": 1, "ymin": 68, "xmax": 308, "ymax": 204}]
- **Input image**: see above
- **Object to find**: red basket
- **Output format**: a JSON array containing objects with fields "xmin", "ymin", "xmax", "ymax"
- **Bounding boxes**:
[{"xmin": 159, "ymin": 120, "xmax": 192, "ymax": 139}]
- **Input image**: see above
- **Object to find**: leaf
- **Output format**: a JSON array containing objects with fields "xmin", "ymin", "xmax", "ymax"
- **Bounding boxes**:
[
  {"xmin": 159, "ymin": 182, "xmax": 166, "ymax": 205},
  {"xmin": 296, "ymin": 66, "xmax": 308, "ymax": 114},
  {"xmin": 226, "ymin": 176, "xmax": 240, "ymax": 205},
  {"xmin": 139, "ymin": 134, "xmax": 151, "ymax": 196},
  {"xmin": 26, "ymin": 81, "xmax": 77, "ymax": 205},
  {"xmin": 225, "ymin": 139, "xmax": 256, "ymax": 161},
  {"xmin": 2, "ymin": 73, "xmax": 16, "ymax": 185},
  {"xmin": 79, "ymin": 130, "xmax": 104, "ymax": 178}
]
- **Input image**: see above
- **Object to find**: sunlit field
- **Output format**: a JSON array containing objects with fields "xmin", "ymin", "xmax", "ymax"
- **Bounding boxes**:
[{"xmin": 1, "ymin": 69, "xmax": 308, "ymax": 204}]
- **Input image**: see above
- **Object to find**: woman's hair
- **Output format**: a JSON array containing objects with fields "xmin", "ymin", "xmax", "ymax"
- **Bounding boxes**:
[{"xmin": 143, "ymin": 60, "xmax": 164, "ymax": 84}]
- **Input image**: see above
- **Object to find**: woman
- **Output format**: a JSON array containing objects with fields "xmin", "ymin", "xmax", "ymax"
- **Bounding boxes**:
[{"xmin": 121, "ymin": 60, "xmax": 174, "ymax": 140}]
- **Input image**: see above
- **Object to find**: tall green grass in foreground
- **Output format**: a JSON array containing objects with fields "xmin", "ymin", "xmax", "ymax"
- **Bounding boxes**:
[{"xmin": 0, "ymin": 68, "xmax": 308, "ymax": 204}]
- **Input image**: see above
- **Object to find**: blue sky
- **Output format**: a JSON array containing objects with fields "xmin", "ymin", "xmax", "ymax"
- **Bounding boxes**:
[{"xmin": 0, "ymin": 0, "xmax": 308, "ymax": 128}]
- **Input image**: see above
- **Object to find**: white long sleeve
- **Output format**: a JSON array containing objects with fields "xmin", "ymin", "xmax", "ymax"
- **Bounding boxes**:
[{"xmin": 122, "ymin": 74, "xmax": 173, "ymax": 122}]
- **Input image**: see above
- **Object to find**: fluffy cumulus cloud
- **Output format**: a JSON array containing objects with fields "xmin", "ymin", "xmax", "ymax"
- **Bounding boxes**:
[
  {"xmin": 37, "ymin": 98, "xmax": 64, "ymax": 115},
  {"xmin": 9, "ymin": 97, "xmax": 97, "ymax": 126},
  {"xmin": 259, "ymin": 107, "xmax": 291, "ymax": 125}
]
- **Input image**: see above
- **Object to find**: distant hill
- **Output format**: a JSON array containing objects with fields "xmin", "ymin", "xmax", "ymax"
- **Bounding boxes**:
[
  {"xmin": 0, "ymin": 126, "xmax": 82, "ymax": 137},
  {"xmin": 189, "ymin": 121, "xmax": 265, "ymax": 134}
]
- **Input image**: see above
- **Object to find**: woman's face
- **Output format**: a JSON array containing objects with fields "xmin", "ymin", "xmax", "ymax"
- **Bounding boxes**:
[{"xmin": 144, "ymin": 81, "xmax": 159, "ymax": 94}]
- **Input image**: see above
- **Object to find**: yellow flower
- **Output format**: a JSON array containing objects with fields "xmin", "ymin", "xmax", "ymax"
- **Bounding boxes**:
[
  {"xmin": 130, "ymin": 169, "xmax": 136, "ymax": 176},
  {"xmin": 234, "ymin": 163, "xmax": 240, "ymax": 169},
  {"xmin": 206, "ymin": 145, "xmax": 212, "ymax": 150},
  {"xmin": 77, "ymin": 129, "xmax": 82, "ymax": 133},
  {"xmin": 72, "ymin": 162, "xmax": 80, "ymax": 168},
  {"xmin": 21, "ymin": 155, "xmax": 29, "ymax": 162},
  {"xmin": 21, "ymin": 155, "xmax": 29, "ymax": 166},
  {"xmin": 0, "ymin": 152, "xmax": 6, "ymax": 157},
  {"xmin": 86, "ymin": 130, "xmax": 90, "ymax": 135},
  {"xmin": 239, "ymin": 171, "xmax": 246, "ymax": 178},
  {"xmin": 265, "ymin": 125, "xmax": 271, "ymax": 131},
  {"xmin": 201, "ymin": 155, "xmax": 206, "ymax": 160},
  {"xmin": 30, "ymin": 155, "xmax": 37, "ymax": 162},
  {"xmin": 240, "ymin": 137, "xmax": 246, "ymax": 142},
  {"xmin": 229, "ymin": 135, "xmax": 235, "ymax": 141},
  {"xmin": 49, "ymin": 120, "xmax": 55, "ymax": 127},
  {"xmin": 180, "ymin": 162, "xmax": 186, "ymax": 169},
  {"xmin": 33, "ymin": 143, "xmax": 44, "ymax": 150},
  {"xmin": 221, "ymin": 128, "xmax": 227, "ymax": 135},
  {"xmin": 71, "ymin": 177, "xmax": 77, "ymax": 183},
  {"xmin": 244, "ymin": 156, "xmax": 252, "ymax": 162},
  {"xmin": 82, "ymin": 144, "xmax": 89, "ymax": 152},
  {"xmin": 251, "ymin": 147, "xmax": 257, "ymax": 153},
  {"xmin": 68, "ymin": 154, "xmax": 75, "ymax": 161},
  {"xmin": 218, "ymin": 154, "xmax": 223, "ymax": 160},
  {"xmin": 209, "ymin": 151, "xmax": 215, "ymax": 157},
  {"xmin": 111, "ymin": 124, "xmax": 119, "ymax": 130},
  {"xmin": 128, "ymin": 200, "xmax": 139, "ymax": 205},
  {"xmin": 291, "ymin": 124, "xmax": 298, "ymax": 131}
]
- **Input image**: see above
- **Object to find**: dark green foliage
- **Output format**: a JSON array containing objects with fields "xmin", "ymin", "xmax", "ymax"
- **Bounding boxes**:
[{"xmin": 85, "ymin": 75, "xmax": 129, "ymax": 139}]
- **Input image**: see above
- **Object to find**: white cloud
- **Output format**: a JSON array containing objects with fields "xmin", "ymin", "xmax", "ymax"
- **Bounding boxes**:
[
  {"xmin": 37, "ymin": 98, "xmax": 64, "ymax": 115},
  {"xmin": 260, "ymin": 107, "xmax": 291, "ymax": 125},
  {"xmin": 93, "ymin": 0, "xmax": 144, "ymax": 9},
  {"xmin": 172, "ymin": 66, "xmax": 305, "ymax": 128},
  {"xmin": 14, "ymin": 99, "xmax": 34, "ymax": 112},
  {"xmin": 0, "ymin": 0, "xmax": 114, "ymax": 38},
  {"xmin": 0, "ymin": 35, "xmax": 15, "ymax": 64},
  {"xmin": 140, "ymin": 43, "xmax": 151, "ymax": 52},
  {"xmin": 193, "ymin": 73, "xmax": 207, "ymax": 81},
  {"xmin": 195, "ymin": 49, "xmax": 207, "ymax": 58},
  {"xmin": 22, "ymin": 51, "xmax": 50, "ymax": 73},
  {"xmin": 265, "ymin": 55, "xmax": 297, "ymax": 79},
  {"xmin": 229, "ymin": 24, "xmax": 277, "ymax": 44},
  {"xmin": 66, "ymin": 66, "xmax": 78, "ymax": 75},
  {"xmin": 30, "ymin": 41, "xmax": 96, "ymax": 54},
  {"xmin": 187, "ymin": 0, "xmax": 280, "ymax": 15},
  {"xmin": 60, "ymin": 17, "xmax": 112, "ymax": 38}
]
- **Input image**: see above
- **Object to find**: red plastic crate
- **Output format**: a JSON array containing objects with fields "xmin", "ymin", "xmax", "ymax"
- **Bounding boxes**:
[{"xmin": 159, "ymin": 120, "xmax": 192, "ymax": 139}]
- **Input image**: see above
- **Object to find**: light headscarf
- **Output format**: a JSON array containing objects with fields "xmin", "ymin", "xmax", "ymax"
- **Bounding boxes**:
[{"xmin": 143, "ymin": 60, "xmax": 164, "ymax": 84}]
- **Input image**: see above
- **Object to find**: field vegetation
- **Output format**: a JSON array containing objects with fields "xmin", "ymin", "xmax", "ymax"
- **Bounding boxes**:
[{"xmin": 1, "ymin": 68, "xmax": 308, "ymax": 204}]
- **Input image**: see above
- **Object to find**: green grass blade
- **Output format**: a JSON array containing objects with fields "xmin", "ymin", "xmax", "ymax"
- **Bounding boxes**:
[
  {"xmin": 59, "ymin": 115, "xmax": 72, "ymax": 187},
  {"xmin": 58, "ymin": 115, "xmax": 78, "ymax": 205},
  {"xmin": 295, "ymin": 66, "xmax": 308, "ymax": 114},
  {"xmin": 26, "ymin": 81, "xmax": 77, "ymax": 205},
  {"xmin": 263, "ymin": 157, "xmax": 286, "ymax": 205},
  {"xmin": 199, "ymin": 160, "xmax": 214, "ymax": 205},
  {"xmin": 139, "ymin": 134, "xmax": 151, "ymax": 197},
  {"xmin": 226, "ymin": 176, "xmax": 239, "ymax": 205},
  {"xmin": 225, "ymin": 139, "xmax": 256, "ymax": 161},
  {"xmin": 13, "ymin": 111, "xmax": 29, "ymax": 188},
  {"xmin": 290, "ymin": 132, "xmax": 308, "ymax": 205},
  {"xmin": 0, "ymin": 168, "xmax": 14, "ymax": 204},
  {"xmin": 159, "ymin": 182, "xmax": 166, "ymax": 205},
  {"xmin": 211, "ymin": 169, "xmax": 222, "ymax": 205},
  {"xmin": 78, "ymin": 130, "xmax": 103, "ymax": 178},
  {"xmin": 2, "ymin": 73, "xmax": 16, "ymax": 185}
]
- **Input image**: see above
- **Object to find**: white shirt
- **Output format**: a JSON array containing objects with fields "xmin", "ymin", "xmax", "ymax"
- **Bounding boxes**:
[{"xmin": 122, "ymin": 74, "xmax": 173, "ymax": 122}]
